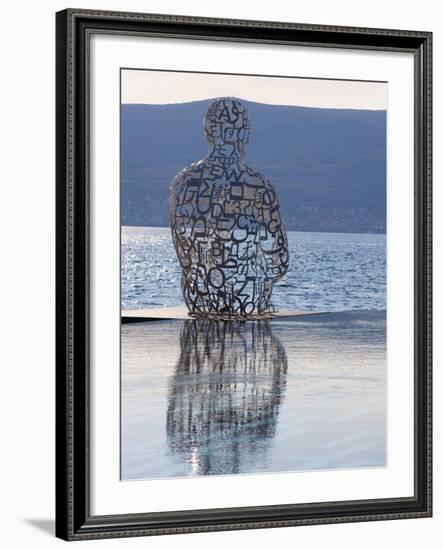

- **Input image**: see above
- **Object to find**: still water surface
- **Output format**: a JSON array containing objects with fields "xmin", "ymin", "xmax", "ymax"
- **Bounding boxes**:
[{"xmin": 121, "ymin": 311, "xmax": 386, "ymax": 480}]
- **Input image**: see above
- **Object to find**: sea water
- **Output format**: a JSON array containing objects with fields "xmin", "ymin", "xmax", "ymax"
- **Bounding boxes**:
[{"xmin": 121, "ymin": 226, "xmax": 386, "ymax": 312}]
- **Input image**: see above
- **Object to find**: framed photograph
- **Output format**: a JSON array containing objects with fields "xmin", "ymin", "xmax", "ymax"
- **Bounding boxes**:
[{"xmin": 55, "ymin": 8, "xmax": 432, "ymax": 540}]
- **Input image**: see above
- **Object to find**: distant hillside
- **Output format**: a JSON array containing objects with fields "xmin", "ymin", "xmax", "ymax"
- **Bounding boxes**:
[{"xmin": 121, "ymin": 100, "xmax": 386, "ymax": 233}]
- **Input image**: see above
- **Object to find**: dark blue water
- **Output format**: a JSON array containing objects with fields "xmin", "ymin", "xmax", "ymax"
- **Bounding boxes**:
[{"xmin": 121, "ymin": 226, "xmax": 386, "ymax": 312}]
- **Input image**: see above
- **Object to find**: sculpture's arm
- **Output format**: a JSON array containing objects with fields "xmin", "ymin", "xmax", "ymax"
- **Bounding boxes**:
[
  {"xmin": 169, "ymin": 171, "xmax": 194, "ymax": 269},
  {"xmin": 169, "ymin": 167, "xmax": 204, "ymax": 270},
  {"xmin": 256, "ymin": 179, "xmax": 289, "ymax": 282}
]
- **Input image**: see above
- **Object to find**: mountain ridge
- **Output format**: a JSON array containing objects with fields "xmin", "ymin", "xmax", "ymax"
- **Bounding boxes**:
[{"xmin": 121, "ymin": 99, "xmax": 386, "ymax": 233}]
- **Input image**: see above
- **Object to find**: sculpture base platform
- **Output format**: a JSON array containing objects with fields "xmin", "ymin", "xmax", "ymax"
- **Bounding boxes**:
[{"xmin": 121, "ymin": 306, "xmax": 324, "ymax": 323}]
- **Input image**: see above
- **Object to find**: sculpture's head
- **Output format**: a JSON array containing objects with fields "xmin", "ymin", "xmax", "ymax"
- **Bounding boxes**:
[{"xmin": 204, "ymin": 97, "xmax": 250, "ymax": 158}]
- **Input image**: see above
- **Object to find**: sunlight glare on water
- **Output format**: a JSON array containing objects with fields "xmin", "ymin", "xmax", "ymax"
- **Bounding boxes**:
[{"xmin": 121, "ymin": 226, "xmax": 386, "ymax": 312}]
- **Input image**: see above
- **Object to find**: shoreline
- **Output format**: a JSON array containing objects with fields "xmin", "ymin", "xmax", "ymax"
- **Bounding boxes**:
[{"xmin": 122, "ymin": 224, "xmax": 387, "ymax": 238}]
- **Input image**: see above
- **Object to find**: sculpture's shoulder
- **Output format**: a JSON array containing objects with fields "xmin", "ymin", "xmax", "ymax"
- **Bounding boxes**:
[
  {"xmin": 169, "ymin": 161, "xmax": 206, "ymax": 210},
  {"xmin": 243, "ymin": 164, "xmax": 266, "ymax": 184},
  {"xmin": 243, "ymin": 164, "xmax": 279, "ymax": 200},
  {"xmin": 170, "ymin": 160, "xmax": 205, "ymax": 190}
]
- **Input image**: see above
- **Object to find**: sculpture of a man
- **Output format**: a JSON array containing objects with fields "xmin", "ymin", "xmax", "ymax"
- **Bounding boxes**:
[{"xmin": 169, "ymin": 97, "xmax": 289, "ymax": 317}]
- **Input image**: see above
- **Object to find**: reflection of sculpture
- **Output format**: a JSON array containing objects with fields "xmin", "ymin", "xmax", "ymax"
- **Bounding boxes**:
[
  {"xmin": 166, "ymin": 319, "xmax": 288, "ymax": 476},
  {"xmin": 170, "ymin": 97, "xmax": 289, "ymax": 318}
]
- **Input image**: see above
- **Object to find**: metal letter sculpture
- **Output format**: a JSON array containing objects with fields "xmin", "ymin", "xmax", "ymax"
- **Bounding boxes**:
[{"xmin": 170, "ymin": 97, "xmax": 289, "ymax": 318}]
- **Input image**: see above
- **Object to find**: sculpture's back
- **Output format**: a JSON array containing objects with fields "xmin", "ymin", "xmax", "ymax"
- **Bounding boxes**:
[{"xmin": 170, "ymin": 97, "xmax": 289, "ymax": 318}]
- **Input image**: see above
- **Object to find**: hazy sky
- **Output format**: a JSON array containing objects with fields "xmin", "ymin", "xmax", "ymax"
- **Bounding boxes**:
[{"xmin": 121, "ymin": 69, "xmax": 387, "ymax": 110}]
